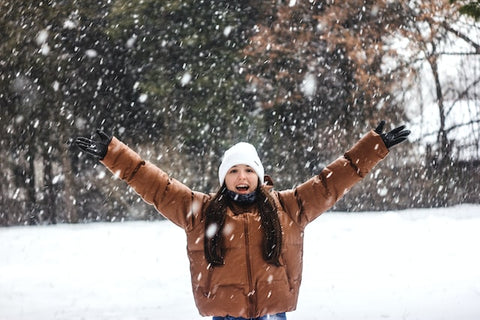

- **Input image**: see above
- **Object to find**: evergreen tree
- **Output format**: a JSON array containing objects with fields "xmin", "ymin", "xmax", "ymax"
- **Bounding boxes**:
[
  {"xmin": 450, "ymin": 0, "xmax": 480, "ymax": 20},
  {"xmin": 106, "ymin": 0, "xmax": 261, "ymax": 190}
]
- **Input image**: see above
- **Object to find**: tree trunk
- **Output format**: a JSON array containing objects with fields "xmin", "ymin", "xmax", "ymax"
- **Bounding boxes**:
[
  {"xmin": 427, "ymin": 49, "xmax": 451, "ymax": 164},
  {"xmin": 59, "ymin": 137, "xmax": 78, "ymax": 223},
  {"xmin": 0, "ymin": 150, "xmax": 7, "ymax": 225},
  {"xmin": 43, "ymin": 148, "xmax": 57, "ymax": 224},
  {"xmin": 26, "ymin": 144, "xmax": 38, "ymax": 225}
]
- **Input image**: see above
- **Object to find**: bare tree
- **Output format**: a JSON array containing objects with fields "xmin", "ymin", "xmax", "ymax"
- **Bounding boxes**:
[{"xmin": 392, "ymin": 1, "xmax": 480, "ymax": 163}]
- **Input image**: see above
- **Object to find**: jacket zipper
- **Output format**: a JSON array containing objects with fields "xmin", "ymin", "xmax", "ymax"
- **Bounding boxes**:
[{"xmin": 243, "ymin": 214, "xmax": 256, "ymax": 317}]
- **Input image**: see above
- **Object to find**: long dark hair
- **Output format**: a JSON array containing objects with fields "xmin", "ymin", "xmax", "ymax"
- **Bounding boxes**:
[{"xmin": 204, "ymin": 183, "xmax": 282, "ymax": 267}]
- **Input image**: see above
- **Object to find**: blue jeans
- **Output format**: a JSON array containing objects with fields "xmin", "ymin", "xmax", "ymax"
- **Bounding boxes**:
[{"xmin": 213, "ymin": 312, "xmax": 287, "ymax": 320}]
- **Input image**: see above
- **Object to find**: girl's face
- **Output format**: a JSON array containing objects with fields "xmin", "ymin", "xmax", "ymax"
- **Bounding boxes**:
[{"xmin": 224, "ymin": 164, "xmax": 259, "ymax": 194}]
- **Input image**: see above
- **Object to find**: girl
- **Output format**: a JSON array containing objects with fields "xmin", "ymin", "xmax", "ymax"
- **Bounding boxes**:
[{"xmin": 74, "ymin": 120, "xmax": 409, "ymax": 320}]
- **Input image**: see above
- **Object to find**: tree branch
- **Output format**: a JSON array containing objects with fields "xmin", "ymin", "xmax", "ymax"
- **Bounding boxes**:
[
  {"xmin": 439, "ymin": 51, "xmax": 480, "ymax": 55},
  {"xmin": 445, "ymin": 118, "xmax": 480, "ymax": 134},
  {"xmin": 446, "ymin": 76, "xmax": 480, "ymax": 117},
  {"xmin": 412, "ymin": 119, "xmax": 480, "ymax": 143},
  {"xmin": 442, "ymin": 22, "xmax": 480, "ymax": 53}
]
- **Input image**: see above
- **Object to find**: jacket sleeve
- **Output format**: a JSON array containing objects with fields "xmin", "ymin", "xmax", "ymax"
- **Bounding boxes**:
[
  {"xmin": 277, "ymin": 130, "xmax": 389, "ymax": 228},
  {"xmin": 100, "ymin": 137, "xmax": 207, "ymax": 230}
]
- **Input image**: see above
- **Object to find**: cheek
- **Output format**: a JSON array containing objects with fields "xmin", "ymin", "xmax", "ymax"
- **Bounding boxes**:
[
  {"xmin": 249, "ymin": 175, "xmax": 259, "ymax": 188},
  {"xmin": 225, "ymin": 175, "xmax": 236, "ymax": 189}
]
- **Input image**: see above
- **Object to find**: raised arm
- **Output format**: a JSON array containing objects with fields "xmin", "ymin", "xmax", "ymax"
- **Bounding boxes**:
[
  {"xmin": 277, "ymin": 121, "xmax": 410, "ymax": 227},
  {"xmin": 74, "ymin": 131, "xmax": 207, "ymax": 229}
]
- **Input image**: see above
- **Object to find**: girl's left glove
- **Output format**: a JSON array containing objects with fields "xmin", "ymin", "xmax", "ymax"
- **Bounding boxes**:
[
  {"xmin": 74, "ymin": 129, "xmax": 112, "ymax": 160},
  {"xmin": 374, "ymin": 120, "xmax": 411, "ymax": 149}
]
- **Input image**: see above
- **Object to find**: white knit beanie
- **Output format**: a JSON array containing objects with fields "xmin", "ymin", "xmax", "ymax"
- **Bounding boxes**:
[{"xmin": 218, "ymin": 142, "xmax": 264, "ymax": 186}]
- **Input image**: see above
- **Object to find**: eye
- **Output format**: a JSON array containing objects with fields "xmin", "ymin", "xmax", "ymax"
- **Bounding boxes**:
[
  {"xmin": 246, "ymin": 168, "xmax": 254, "ymax": 173},
  {"xmin": 228, "ymin": 168, "xmax": 238, "ymax": 174}
]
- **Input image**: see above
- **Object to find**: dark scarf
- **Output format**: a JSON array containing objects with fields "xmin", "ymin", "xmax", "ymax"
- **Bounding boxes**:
[{"xmin": 226, "ymin": 189, "xmax": 257, "ymax": 205}]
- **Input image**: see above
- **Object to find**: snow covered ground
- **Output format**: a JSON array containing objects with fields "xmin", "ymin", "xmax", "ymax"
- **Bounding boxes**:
[{"xmin": 1, "ymin": 204, "xmax": 480, "ymax": 320}]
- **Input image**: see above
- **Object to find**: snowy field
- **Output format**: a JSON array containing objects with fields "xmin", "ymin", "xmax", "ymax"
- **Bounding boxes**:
[{"xmin": 1, "ymin": 204, "xmax": 480, "ymax": 320}]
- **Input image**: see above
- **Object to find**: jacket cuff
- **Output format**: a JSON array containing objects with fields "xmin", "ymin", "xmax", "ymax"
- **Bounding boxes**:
[
  {"xmin": 100, "ymin": 137, "xmax": 144, "ymax": 180},
  {"xmin": 344, "ymin": 130, "xmax": 389, "ymax": 177}
]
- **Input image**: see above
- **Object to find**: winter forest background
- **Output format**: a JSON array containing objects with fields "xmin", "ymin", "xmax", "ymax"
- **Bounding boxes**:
[{"xmin": 1, "ymin": 0, "xmax": 479, "ymax": 226}]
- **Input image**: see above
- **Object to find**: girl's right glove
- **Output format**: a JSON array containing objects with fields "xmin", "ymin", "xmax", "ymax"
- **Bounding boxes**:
[
  {"xmin": 74, "ymin": 129, "xmax": 112, "ymax": 160},
  {"xmin": 374, "ymin": 120, "xmax": 411, "ymax": 149}
]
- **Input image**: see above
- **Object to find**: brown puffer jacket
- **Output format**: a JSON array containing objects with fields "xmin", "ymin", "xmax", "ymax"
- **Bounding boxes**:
[{"xmin": 100, "ymin": 130, "xmax": 388, "ymax": 318}]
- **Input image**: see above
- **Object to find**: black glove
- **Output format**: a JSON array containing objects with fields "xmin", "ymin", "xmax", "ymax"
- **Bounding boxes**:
[
  {"xmin": 374, "ymin": 120, "xmax": 410, "ymax": 149},
  {"xmin": 74, "ymin": 130, "xmax": 112, "ymax": 160}
]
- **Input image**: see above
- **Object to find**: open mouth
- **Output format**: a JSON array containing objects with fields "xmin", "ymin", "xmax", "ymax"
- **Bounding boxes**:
[{"xmin": 236, "ymin": 184, "xmax": 249, "ymax": 192}]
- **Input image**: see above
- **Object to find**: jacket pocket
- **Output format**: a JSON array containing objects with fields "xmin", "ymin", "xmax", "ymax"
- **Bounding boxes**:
[
  {"xmin": 256, "ymin": 279, "xmax": 297, "ymax": 315},
  {"xmin": 279, "ymin": 254, "xmax": 295, "ymax": 292}
]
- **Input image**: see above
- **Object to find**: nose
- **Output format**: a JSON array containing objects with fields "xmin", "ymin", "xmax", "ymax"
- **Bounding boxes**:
[{"xmin": 237, "ymin": 169, "xmax": 247, "ymax": 179}]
